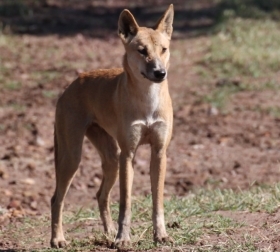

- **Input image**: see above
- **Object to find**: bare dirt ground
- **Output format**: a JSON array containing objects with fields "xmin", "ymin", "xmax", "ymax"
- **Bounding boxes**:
[{"xmin": 0, "ymin": 0, "xmax": 280, "ymax": 250}]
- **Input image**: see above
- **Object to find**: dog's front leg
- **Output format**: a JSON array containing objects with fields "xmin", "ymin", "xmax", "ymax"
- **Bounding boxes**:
[
  {"xmin": 150, "ymin": 147, "xmax": 171, "ymax": 243},
  {"xmin": 114, "ymin": 151, "xmax": 134, "ymax": 247}
]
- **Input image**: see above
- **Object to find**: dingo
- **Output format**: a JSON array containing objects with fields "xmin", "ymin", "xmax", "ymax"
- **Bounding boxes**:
[{"xmin": 51, "ymin": 4, "xmax": 174, "ymax": 248}]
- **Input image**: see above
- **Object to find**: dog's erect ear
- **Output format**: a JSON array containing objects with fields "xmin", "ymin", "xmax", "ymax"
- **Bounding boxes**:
[
  {"xmin": 118, "ymin": 9, "xmax": 139, "ymax": 43},
  {"xmin": 154, "ymin": 4, "xmax": 174, "ymax": 39}
]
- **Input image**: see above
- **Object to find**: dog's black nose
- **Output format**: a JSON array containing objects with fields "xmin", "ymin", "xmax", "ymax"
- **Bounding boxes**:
[{"xmin": 154, "ymin": 69, "xmax": 166, "ymax": 80}]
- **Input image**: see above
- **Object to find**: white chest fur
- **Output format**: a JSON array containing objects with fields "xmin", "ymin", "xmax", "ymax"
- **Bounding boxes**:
[{"xmin": 131, "ymin": 83, "xmax": 164, "ymax": 127}]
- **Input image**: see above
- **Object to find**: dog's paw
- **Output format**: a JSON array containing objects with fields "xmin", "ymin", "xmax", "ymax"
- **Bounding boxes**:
[
  {"xmin": 112, "ymin": 237, "xmax": 131, "ymax": 249},
  {"xmin": 154, "ymin": 235, "xmax": 174, "ymax": 245},
  {"xmin": 50, "ymin": 238, "xmax": 68, "ymax": 248}
]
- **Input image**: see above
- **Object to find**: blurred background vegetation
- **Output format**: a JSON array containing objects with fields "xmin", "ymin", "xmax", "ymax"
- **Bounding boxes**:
[
  {"xmin": 217, "ymin": 0, "xmax": 280, "ymax": 17},
  {"xmin": 0, "ymin": 0, "xmax": 280, "ymax": 36}
]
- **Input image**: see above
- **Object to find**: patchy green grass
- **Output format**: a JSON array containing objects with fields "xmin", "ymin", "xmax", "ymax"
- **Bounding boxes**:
[
  {"xmin": 0, "ymin": 33, "xmax": 65, "ymax": 89},
  {"xmin": 7, "ymin": 102, "xmax": 26, "ymax": 112},
  {"xmin": 42, "ymin": 90, "xmax": 58, "ymax": 99},
  {"xmin": 216, "ymin": 0, "xmax": 280, "ymax": 18},
  {"xmin": 204, "ymin": 83, "xmax": 243, "ymax": 111},
  {"xmin": 31, "ymin": 71, "xmax": 61, "ymax": 83},
  {"xmin": 62, "ymin": 183, "xmax": 280, "ymax": 250},
  {"xmin": 203, "ymin": 80, "xmax": 280, "ymax": 112},
  {"xmin": 4, "ymin": 80, "xmax": 21, "ymax": 90},
  {"xmin": 197, "ymin": 16, "xmax": 280, "ymax": 111},
  {"xmin": 2, "ymin": 184, "xmax": 280, "ymax": 251},
  {"xmin": 204, "ymin": 18, "xmax": 280, "ymax": 79},
  {"xmin": 253, "ymin": 105, "xmax": 280, "ymax": 119}
]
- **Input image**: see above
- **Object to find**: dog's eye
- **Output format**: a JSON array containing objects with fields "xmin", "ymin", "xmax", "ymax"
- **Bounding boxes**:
[
  {"xmin": 138, "ymin": 48, "xmax": 148, "ymax": 56},
  {"xmin": 162, "ymin": 47, "xmax": 167, "ymax": 53}
]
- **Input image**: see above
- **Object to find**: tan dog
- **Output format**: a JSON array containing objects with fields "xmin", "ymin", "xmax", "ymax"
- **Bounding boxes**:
[{"xmin": 51, "ymin": 4, "xmax": 174, "ymax": 248}]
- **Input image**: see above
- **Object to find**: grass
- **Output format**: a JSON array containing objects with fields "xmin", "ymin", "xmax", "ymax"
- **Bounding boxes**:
[
  {"xmin": 2, "ymin": 184, "xmax": 280, "ymax": 251},
  {"xmin": 203, "ymin": 18, "xmax": 280, "ymax": 79},
  {"xmin": 203, "ymin": 80, "xmax": 280, "ymax": 113},
  {"xmin": 253, "ymin": 105, "xmax": 280, "ymax": 119},
  {"xmin": 216, "ymin": 0, "xmax": 280, "ymax": 17},
  {"xmin": 204, "ymin": 84, "xmax": 243, "ymax": 111},
  {"xmin": 4, "ymin": 80, "xmax": 21, "ymax": 90},
  {"xmin": 197, "ymin": 15, "xmax": 280, "ymax": 111}
]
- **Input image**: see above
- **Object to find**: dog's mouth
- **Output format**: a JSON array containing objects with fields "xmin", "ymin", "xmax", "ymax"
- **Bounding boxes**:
[{"xmin": 141, "ymin": 72, "xmax": 166, "ymax": 83}]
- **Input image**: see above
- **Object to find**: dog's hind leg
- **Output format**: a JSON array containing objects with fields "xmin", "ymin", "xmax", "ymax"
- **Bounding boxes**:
[
  {"xmin": 86, "ymin": 124, "xmax": 120, "ymax": 235},
  {"xmin": 50, "ymin": 114, "xmax": 87, "ymax": 248}
]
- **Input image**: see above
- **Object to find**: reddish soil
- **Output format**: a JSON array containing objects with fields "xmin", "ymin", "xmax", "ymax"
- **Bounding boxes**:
[{"xmin": 0, "ymin": 0, "xmax": 280, "ymax": 250}]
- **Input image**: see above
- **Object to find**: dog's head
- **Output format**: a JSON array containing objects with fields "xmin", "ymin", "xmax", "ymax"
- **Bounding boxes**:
[{"xmin": 118, "ymin": 5, "xmax": 174, "ymax": 83}]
